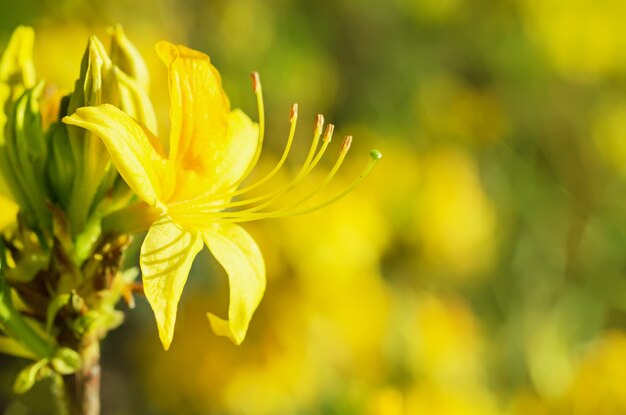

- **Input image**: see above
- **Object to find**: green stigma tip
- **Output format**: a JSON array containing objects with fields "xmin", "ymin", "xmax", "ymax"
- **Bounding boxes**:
[{"xmin": 369, "ymin": 149, "xmax": 383, "ymax": 160}]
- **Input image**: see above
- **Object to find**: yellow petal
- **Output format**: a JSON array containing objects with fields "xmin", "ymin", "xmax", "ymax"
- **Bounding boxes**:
[
  {"xmin": 155, "ymin": 41, "xmax": 231, "ymax": 188},
  {"xmin": 202, "ymin": 223, "xmax": 266, "ymax": 345},
  {"xmin": 62, "ymin": 104, "xmax": 173, "ymax": 207},
  {"xmin": 141, "ymin": 217, "xmax": 203, "ymax": 350},
  {"xmin": 169, "ymin": 109, "xmax": 259, "ymax": 201},
  {"xmin": 214, "ymin": 109, "xmax": 259, "ymax": 191}
]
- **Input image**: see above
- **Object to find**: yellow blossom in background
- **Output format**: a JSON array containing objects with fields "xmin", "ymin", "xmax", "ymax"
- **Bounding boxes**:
[
  {"xmin": 564, "ymin": 331, "xmax": 626, "ymax": 414},
  {"xmin": 520, "ymin": 0, "xmax": 626, "ymax": 80},
  {"xmin": 406, "ymin": 294, "xmax": 485, "ymax": 384},
  {"xmin": 406, "ymin": 383, "xmax": 500, "ymax": 415},
  {"xmin": 414, "ymin": 148, "xmax": 496, "ymax": 279}
]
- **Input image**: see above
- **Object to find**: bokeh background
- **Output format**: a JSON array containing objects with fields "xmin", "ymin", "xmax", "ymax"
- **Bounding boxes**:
[{"xmin": 3, "ymin": 0, "xmax": 626, "ymax": 413}]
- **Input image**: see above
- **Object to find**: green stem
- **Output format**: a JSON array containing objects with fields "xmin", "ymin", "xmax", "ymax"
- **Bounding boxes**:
[{"xmin": 64, "ymin": 337, "xmax": 101, "ymax": 415}]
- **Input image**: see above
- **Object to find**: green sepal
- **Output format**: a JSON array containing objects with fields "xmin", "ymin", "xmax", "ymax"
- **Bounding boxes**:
[
  {"xmin": 71, "ymin": 308, "xmax": 124, "ymax": 337},
  {"xmin": 3, "ymin": 250, "xmax": 49, "ymax": 283},
  {"xmin": 50, "ymin": 347, "xmax": 81, "ymax": 375},
  {"xmin": 13, "ymin": 357, "xmax": 49, "ymax": 394},
  {"xmin": 46, "ymin": 293, "xmax": 71, "ymax": 333},
  {"xmin": 47, "ymin": 121, "xmax": 76, "ymax": 207}
]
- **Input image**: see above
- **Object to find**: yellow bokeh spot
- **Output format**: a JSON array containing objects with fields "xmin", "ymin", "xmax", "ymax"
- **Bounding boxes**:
[
  {"xmin": 0, "ymin": 194, "xmax": 18, "ymax": 230},
  {"xmin": 414, "ymin": 148, "xmax": 496, "ymax": 279},
  {"xmin": 521, "ymin": 0, "xmax": 626, "ymax": 80},
  {"xmin": 406, "ymin": 294, "xmax": 484, "ymax": 384},
  {"xmin": 565, "ymin": 331, "xmax": 626, "ymax": 414}
]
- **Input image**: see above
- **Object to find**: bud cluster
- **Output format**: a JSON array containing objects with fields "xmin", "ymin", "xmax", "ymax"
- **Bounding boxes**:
[{"xmin": 0, "ymin": 25, "xmax": 153, "ymax": 394}]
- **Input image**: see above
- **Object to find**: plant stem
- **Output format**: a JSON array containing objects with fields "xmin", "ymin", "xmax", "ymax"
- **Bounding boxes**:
[{"xmin": 64, "ymin": 337, "xmax": 101, "ymax": 415}]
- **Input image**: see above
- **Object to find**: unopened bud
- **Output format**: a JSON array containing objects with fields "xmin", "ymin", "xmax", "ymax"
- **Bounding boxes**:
[{"xmin": 108, "ymin": 25, "xmax": 150, "ymax": 90}]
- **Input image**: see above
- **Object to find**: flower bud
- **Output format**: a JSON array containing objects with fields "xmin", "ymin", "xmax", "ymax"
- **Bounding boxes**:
[
  {"xmin": 64, "ymin": 36, "xmax": 121, "ymax": 233},
  {"xmin": 1, "ymin": 83, "xmax": 50, "ymax": 230},
  {"xmin": 62, "ymin": 34, "xmax": 156, "ymax": 234},
  {"xmin": 0, "ymin": 26, "xmax": 36, "ymax": 106},
  {"xmin": 0, "ymin": 26, "xmax": 37, "ymax": 222},
  {"xmin": 108, "ymin": 25, "xmax": 150, "ymax": 90}
]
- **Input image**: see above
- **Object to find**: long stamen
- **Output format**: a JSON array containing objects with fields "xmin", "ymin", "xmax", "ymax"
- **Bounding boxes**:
[
  {"xmin": 181, "ymin": 135, "xmax": 353, "ymax": 219},
  {"xmin": 215, "ymin": 114, "xmax": 326, "ymax": 208},
  {"xmin": 175, "ymin": 148, "xmax": 382, "ymax": 226},
  {"xmin": 170, "ymin": 115, "xmax": 332, "ymax": 215},
  {"xmin": 240, "ymin": 71, "xmax": 266, "ymax": 179},
  {"xmin": 267, "ymin": 149, "xmax": 382, "ymax": 217},
  {"xmin": 211, "ymin": 103, "xmax": 300, "ymax": 201},
  {"xmin": 223, "ymin": 147, "xmax": 380, "ymax": 222},
  {"xmin": 192, "ymin": 130, "xmax": 344, "ymax": 217}
]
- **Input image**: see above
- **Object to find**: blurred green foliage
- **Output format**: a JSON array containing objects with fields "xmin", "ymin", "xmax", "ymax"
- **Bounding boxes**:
[{"xmin": 3, "ymin": 0, "xmax": 626, "ymax": 414}]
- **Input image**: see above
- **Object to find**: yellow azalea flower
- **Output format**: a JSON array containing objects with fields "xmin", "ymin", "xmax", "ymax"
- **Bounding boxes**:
[{"xmin": 63, "ymin": 42, "xmax": 380, "ymax": 349}]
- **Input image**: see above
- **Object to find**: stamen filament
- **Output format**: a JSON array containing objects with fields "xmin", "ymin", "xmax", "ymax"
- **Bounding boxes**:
[
  {"xmin": 177, "ymin": 135, "xmax": 353, "ymax": 220},
  {"xmin": 242, "ymin": 71, "xmax": 266, "ymax": 179},
  {"xmin": 174, "ymin": 149, "xmax": 382, "ymax": 226},
  {"xmin": 216, "ymin": 103, "xmax": 300, "ymax": 199}
]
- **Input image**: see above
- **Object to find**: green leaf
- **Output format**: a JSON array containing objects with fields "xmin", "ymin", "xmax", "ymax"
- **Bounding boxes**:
[{"xmin": 0, "ymin": 336, "xmax": 37, "ymax": 359}]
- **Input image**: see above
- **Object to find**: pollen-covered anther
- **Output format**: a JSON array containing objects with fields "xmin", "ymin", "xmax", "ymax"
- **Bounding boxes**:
[
  {"xmin": 251, "ymin": 71, "xmax": 261, "ymax": 93},
  {"xmin": 340, "ymin": 135, "xmax": 353, "ymax": 153},
  {"xmin": 290, "ymin": 103, "xmax": 298, "ymax": 123},
  {"xmin": 323, "ymin": 124, "xmax": 335, "ymax": 143},
  {"xmin": 314, "ymin": 114, "xmax": 324, "ymax": 137}
]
